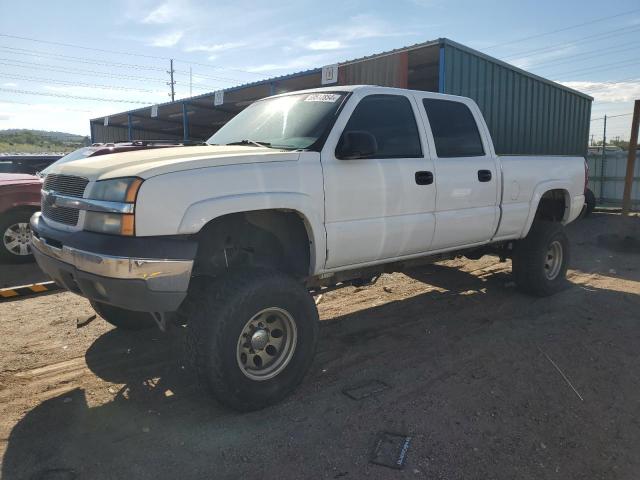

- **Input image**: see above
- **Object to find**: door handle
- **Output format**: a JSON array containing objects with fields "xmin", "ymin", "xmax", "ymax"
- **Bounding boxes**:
[
  {"xmin": 478, "ymin": 170, "xmax": 492, "ymax": 182},
  {"xmin": 415, "ymin": 171, "xmax": 434, "ymax": 185}
]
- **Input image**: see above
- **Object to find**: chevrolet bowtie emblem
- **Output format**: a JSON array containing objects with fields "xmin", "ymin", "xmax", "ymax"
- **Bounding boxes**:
[{"xmin": 43, "ymin": 190, "xmax": 57, "ymax": 206}]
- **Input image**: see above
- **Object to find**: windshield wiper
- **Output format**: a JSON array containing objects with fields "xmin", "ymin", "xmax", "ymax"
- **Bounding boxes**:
[{"xmin": 226, "ymin": 139, "xmax": 272, "ymax": 148}]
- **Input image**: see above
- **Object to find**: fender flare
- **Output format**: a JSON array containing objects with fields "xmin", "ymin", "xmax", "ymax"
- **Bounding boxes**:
[
  {"xmin": 177, "ymin": 191, "xmax": 325, "ymax": 274},
  {"xmin": 521, "ymin": 181, "xmax": 572, "ymax": 238}
]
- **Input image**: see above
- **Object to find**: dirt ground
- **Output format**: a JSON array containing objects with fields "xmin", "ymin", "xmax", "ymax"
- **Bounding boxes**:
[{"xmin": 1, "ymin": 212, "xmax": 639, "ymax": 480}]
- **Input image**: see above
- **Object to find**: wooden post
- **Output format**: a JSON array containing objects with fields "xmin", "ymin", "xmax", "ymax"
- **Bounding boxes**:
[
  {"xmin": 600, "ymin": 115, "xmax": 607, "ymax": 202},
  {"xmin": 622, "ymin": 100, "xmax": 640, "ymax": 215}
]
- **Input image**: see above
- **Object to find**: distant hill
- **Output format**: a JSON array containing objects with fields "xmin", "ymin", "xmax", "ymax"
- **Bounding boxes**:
[{"xmin": 0, "ymin": 129, "xmax": 90, "ymax": 154}]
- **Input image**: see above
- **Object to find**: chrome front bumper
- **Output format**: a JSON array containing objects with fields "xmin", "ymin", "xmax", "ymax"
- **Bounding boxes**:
[
  {"xmin": 30, "ymin": 212, "xmax": 195, "ymax": 312},
  {"xmin": 31, "ymin": 234, "xmax": 193, "ymax": 292}
]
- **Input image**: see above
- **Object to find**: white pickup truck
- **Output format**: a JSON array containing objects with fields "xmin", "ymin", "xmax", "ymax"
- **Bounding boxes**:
[{"xmin": 31, "ymin": 86, "xmax": 586, "ymax": 410}]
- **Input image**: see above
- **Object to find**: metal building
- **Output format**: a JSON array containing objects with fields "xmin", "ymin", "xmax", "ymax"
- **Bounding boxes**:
[{"xmin": 91, "ymin": 38, "xmax": 592, "ymax": 156}]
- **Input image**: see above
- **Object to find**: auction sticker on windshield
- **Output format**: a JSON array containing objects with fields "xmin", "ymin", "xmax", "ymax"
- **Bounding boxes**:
[{"xmin": 305, "ymin": 93, "xmax": 341, "ymax": 102}]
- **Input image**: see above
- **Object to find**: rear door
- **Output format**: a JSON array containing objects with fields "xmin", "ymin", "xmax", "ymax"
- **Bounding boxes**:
[
  {"xmin": 321, "ymin": 91, "xmax": 437, "ymax": 269},
  {"xmin": 416, "ymin": 95, "xmax": 500, "ymax": 249}
]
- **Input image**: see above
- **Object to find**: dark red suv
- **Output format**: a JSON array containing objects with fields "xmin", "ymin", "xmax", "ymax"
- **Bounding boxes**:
[{"xmin": 0, "ymin": 173, "xmax": 42, "ymax": 262}]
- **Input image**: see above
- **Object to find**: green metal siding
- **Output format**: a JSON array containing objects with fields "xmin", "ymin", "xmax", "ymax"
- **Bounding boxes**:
[
  {"xmin": 441, "ymin": 41, "xmax": 592, "ymax": 156},
  {"xmin": 90, "ymin": 123, "xmax": 181, "ymax": 142}
]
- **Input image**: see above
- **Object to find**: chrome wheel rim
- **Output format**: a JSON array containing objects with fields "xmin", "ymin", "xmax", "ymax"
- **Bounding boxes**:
[
  {"xmin": 3, "ymin": 222, "xmax": 32, "ymax": 256},
  {"xmin": 544, "ymin": 240, "xmax": 563, "ymax": 280},
  {"xmin": 236, "ymin": 307, "xmax": 297, "ymax": 381}
]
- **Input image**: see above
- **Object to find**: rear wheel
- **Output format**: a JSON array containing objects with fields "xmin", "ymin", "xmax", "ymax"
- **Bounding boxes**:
[
  {"xmin": 512, "ymin": 221, "xmax": 570, "ymax": 297},
  {"xmin": 90, "ymin": 301, "xmax": 156, "ymax": 330},
  {"xmin": 584, "ymin": 188, "xmax": 596, "ymax": 216},
  {"xmin": 184, "ymin": 268, "xmax": 319, "ymax": 411},
  {"xmin": 0, "ymin": 210, "xmax": 35, "ymax": 263}
]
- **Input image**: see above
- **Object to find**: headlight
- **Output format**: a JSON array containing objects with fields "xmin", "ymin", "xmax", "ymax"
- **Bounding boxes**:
[
  {"xmin": 85, "ymin": 212, "xmax": 135, "ymax": 236},
  {"xmin": 89, "ymin": 177, "xmax": 142, "ymax": 202},
  {"xmin": 84, "ymin": 177, "xmax": 142, "ymax": 236}
]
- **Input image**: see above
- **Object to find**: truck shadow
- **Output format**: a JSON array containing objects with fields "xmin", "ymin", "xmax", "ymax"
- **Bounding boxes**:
[{"xmin": 2, "ymin": 262, "xmax": 639, "ymax": 479}]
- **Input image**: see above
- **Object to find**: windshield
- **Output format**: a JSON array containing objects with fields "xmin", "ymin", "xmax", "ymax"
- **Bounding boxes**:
[{"xmin": 207, "ymin": 92, "xmax": 346, "ymax": 150}]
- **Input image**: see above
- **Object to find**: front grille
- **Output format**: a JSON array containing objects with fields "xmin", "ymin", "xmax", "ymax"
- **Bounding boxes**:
[
  {"xmin": 42, "ymin": 202, "xmax": 80, "ymax": 226},
  {"xmin": 42, "ymin": 174, "xmax": 88, "ymax": 226},
  {"xmin": 43, "ymin": 174, "xmax": 89, "ymax": 197}
]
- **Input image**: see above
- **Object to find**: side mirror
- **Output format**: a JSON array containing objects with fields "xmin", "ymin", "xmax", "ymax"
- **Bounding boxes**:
[{"xmin": 336, "ymin": 131, "xmax": 377, "ymax": 159}]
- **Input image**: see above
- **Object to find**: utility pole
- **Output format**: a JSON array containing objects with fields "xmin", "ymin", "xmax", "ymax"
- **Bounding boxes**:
[
  {"xmin": 622, "ymin": 100, "xmax": 640, "ymax": 215},
  {"xmin": 590, "ymin": 134, "xmax": 594, "ymax": 146},
  {"xmin": 167, "ymin": 58, "xmax": 176, "ymax": 102},
  {"xmin": 189, "ymin": 66, "xmax": 193, "ymax": 98},
  {"xmin": 600, "ymin": 114, "xmax": 607, "ymax": 202}
]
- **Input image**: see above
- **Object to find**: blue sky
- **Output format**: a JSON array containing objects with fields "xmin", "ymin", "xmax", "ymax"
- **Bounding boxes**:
[{"xmin": 0, "ymin": 0, "xmax": 638, "ymax": 141}]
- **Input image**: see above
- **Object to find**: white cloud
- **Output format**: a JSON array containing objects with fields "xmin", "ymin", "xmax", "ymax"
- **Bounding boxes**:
[
  {"xmin": 148, "ymin": 31, "xmax": 184, "ymax": 47},
  {"xmin": 408, "ymin": 0, "xmax": 438, "ymax": 6},
  {"xmin": 334, "ymin": 14, "xmax": 413, "ymax": 41},
  {"xmin": 510, "ymin": 46, "xmax": 576, "ymax": 70},
  {"xmin": 246, "ymin": 54, "xmax": 329, "ymax": 73},
  {"xmin": 300, "ymin": 14, "xmax": 417, "ymax": 53},
  {"xmin": 184, "ymin": 42, "xmax": 245, "ymax": 53},
  {"xmin": 1, "ymin": 82, "xmax": 18, "ymax": 87},
  {"xmin": 560, "ymin": 80, "xmax": 640, "ymax": 103},
  {"xmin": 307, "ymin": 40, "xmax": 343, "ymax": 51},
  {"xmin": 142, "ymin": 2, "xmax": 178, "ymax": 24}
]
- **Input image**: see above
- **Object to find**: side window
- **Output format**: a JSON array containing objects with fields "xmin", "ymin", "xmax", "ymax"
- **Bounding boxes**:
[
  {"xmin": 337, "ymin": 94, "xmax": 422, "ymax": 158},
  {"xmin": 422, "ymin": 99, "xmax": 485, "ymax": 158}
]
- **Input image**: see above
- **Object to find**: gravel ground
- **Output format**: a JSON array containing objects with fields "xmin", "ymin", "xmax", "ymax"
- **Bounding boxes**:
[{"xmin": 0, "ymin": 212, "xmax": 639, "ymax": 480}]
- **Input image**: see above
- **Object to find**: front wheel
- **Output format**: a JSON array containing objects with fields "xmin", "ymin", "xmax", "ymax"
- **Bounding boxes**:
[
  {"xmin": 90, "ymin": 301, "xmax": 156, "ymax": 330},
  {"xmin": 512, "ymin": 221, "xmax": 570, "ymax": 297},
  {"xmin": 184, "ymin": 268, "xmax": 319, "ymax": 411}
]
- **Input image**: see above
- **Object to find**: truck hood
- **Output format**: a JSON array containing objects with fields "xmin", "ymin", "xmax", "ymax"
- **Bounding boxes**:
[{"xmin": 49, "ymin": 145, "xmax": 300, "ymax": 181}]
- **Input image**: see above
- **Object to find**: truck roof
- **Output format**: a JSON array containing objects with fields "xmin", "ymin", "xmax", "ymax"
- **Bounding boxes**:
[{"xmin": 267, "ymin": 84, "xmax": 469, "ymax": 102}]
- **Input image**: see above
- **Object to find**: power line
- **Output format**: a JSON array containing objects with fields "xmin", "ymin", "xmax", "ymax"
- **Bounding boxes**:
[
  {"xmin": 0, "ymin": 58, "xmax": 168, "ymax": 83},
  {"xmin": 174, "ymin": 69, "xmax": 240, "ymax": 83},
  {"xmin": 590, "ymin": 112, "xmax": 633, "ymax": 121},
  {"xmin": 522, "ymin": 41, "xmax": 640, "ymax": 70},
  {"xmin": 0, "ymin": 87, "xmax": 152, "ymax": 104},
  {"xmin": 0, "ymin": 98, "xmax": 93, "ymax": 112},
  {"xmin": 0, "ymin": 44, "xmax": 246, "ymax": 84},
  {"xmin": 500, "ymin": 24, "xmax": 640, "ymax": 61},
  {"xmin": 0, "ymin": 45, "xmax": 167, "ymax": 72},
  {"xmin": 174, "ymin": 81, "xmax": 225, "ymax": 92},
  {"xmin": 0, "ymin": 73, "xmax": 157, "ymax": 93},
  {"xmin": 481, "ymin": 8, "xmax": 640, "ymax": 50},
  {"xmin": 0, "ymin": 32, "xmax": 266, "ymax": 77},
  {"xmin": 552, "ymin": 59, "xmax": 640, "ymax": 80},
  {"xmin": 575, "ymin": 76, "xmax": 640, "ymax": 92},
  {"xmin": 0, "ymin": 56, "xmax": 229, "ymax": 93},
  {"xmin": 0, "ymin": 58, "xmax": 229, "ymax": 94}
]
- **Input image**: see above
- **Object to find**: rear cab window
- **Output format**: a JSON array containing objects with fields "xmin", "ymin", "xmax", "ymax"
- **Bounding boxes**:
[
  {"xmin": 422, "ymin": 99, "xmax": 485, "ymax": 158},
  {"xmin": 338, "ymin": 94, "xmax": 422, "ymax": 158}
]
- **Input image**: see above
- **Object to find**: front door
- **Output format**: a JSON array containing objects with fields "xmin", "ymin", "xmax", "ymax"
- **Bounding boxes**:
[{"xmin": 321, "ymin": 92, "xmax": 437, "ymax": 269}]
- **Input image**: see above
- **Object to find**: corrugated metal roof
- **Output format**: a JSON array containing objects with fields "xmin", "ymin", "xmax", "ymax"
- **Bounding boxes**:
[
  {"xmin": 440, "ymin": 38, "xmax": 593, "ymax": 101},
  {"xmin": 91, "ymin": 37, "xmax": 592, "ymax": 123}
]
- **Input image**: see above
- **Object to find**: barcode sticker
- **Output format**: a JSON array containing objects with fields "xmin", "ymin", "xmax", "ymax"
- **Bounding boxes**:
[{"xmin": 305, "ymin": 93, "xmax": 341, "ymax": 103}]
